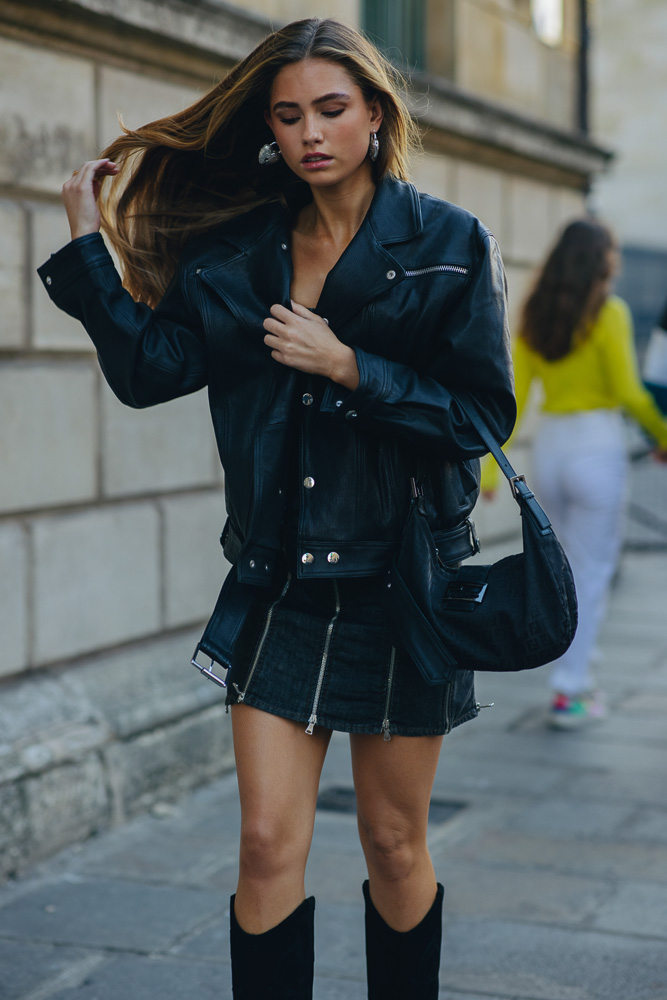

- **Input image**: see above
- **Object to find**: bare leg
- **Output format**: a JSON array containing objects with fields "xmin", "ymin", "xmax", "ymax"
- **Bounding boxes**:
[
  {"xmin": 350, "ymin": 732, "xmax": 443, "ymax": 931},
  {"xmin": 231, "ymin": 703, "xmax": 332, "ymax": 933}
]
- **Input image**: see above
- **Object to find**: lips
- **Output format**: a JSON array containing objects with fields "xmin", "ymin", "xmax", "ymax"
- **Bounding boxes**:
[{"xmin": 301, "ymin": 153, "xmax": 333, "ymax": 164}]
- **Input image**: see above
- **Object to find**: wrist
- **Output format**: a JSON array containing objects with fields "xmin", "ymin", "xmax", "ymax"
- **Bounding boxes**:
[{"xmin": 331, "ymin": 345, "xmax": 360, "ymax": 391}]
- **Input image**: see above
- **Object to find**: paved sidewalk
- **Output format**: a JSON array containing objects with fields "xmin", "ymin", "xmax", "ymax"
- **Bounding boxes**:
[{"xmin": 1, "ymin": 549, "xmax": 667, "ymax": 999}]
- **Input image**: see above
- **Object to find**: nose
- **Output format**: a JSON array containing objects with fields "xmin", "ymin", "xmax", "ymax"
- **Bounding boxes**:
[{"xmin": 302, "ymin": 114, "xmax": 323, "ymax": 145}]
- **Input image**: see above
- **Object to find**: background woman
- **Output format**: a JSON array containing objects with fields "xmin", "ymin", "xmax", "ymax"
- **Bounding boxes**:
[
  {"xmin": 39, "ymin": 18, "xmax": 515, "ymax": 998},
  {"xmin": 483, "ymin": 218, "xmax": 667, "ymax": 729}
]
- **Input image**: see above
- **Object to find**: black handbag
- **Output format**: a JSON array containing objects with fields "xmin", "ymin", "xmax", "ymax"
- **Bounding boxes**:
[{"xmin": 386, "ymin": 393, "xmax": 578, "ymax": 685}]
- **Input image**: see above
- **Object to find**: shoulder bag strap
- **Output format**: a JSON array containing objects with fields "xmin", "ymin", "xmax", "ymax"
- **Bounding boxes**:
[{"xmin": 454, "ymin": 391, "xmax": 553, "ymax": 534}]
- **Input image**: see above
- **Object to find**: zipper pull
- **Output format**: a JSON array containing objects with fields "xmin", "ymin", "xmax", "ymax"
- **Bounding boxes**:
[
  {"xmin": 381, "ymin": 719, "xmax": 392, "ymax": 742},
  {"xmin": 305, "ymin": 714, "xmax": 317, "ymax": 735},
  {"xmin": 233, "ymin": 682, "xmax": 246, "ymax": 703},
  {"xmin": 476, "ymin": 701, "xmax": 495, "ymax": 710}
]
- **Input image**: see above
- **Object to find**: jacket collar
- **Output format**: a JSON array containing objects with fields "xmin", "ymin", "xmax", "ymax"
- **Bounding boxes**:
[{"xmin": 198, "ymin": 176, "xmax": 422, "ymax": 334}]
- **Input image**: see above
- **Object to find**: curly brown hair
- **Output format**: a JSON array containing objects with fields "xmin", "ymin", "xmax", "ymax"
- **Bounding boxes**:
[
  {"xmin": 521, "ymin": 218, "xmax": 617, "ymax": 361},
  {"xmin": 97, "ymin": 17, "xmax": 421, "ymax": 306}
]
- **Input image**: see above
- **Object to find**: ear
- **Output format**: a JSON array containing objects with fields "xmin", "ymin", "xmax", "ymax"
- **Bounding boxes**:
[
  {"xmin": 264, "ymin": 108, "xmax": 275, "ymax": 133},
  {"xmin": 369, "ymin": 95, "xmax": 384, "ymax": 132}
]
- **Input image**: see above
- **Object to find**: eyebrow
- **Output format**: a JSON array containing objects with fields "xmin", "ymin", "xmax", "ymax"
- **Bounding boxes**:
[{"xmin": 272, "ymin": 92, "xmax": 350, "ymax": 112}]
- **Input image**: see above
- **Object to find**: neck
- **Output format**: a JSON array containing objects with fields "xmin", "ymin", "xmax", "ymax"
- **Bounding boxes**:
[{"xmin": 301, "ymin": 168, "xmax": 378, "ymax": 246}]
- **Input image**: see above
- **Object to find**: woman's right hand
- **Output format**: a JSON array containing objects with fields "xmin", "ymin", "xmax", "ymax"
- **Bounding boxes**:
[{"xmin": 61, "ymin": 159, "xmax": 119, "ymax": 241}]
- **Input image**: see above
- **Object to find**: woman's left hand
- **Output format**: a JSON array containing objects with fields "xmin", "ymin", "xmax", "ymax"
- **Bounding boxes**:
[{"xmin": 263, "ymin": 301, "xmax": 359, "ymax": 390}]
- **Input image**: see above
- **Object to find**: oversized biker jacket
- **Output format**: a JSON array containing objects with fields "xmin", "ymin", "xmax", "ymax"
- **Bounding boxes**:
[{"xmin": 38, "ymin": 175, "xmax": 515, "ymax": 671}]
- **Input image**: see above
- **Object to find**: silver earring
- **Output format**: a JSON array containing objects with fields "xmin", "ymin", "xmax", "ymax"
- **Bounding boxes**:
[
  {"xmin": 368, "ymin": 131, "xmax": 379, "ymax": 162},
  {"xmin": 258, "ymin": 141, "xmax": 281, "ymax": 166}
]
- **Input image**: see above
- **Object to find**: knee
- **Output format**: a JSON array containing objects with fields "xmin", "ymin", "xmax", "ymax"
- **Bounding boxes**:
[
  {"xmin": 358, "ymin": 818, "xmax": 421, "ymax": 882},
  {"xmin": 239, "ymin": 818, "xmax": 305, "ymax": 883}
]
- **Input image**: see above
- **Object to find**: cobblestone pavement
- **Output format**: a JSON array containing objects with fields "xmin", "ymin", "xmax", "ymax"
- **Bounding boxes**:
[{"xmin": 1, "ymin": 549, "xmax": 666, "ymax": 999}]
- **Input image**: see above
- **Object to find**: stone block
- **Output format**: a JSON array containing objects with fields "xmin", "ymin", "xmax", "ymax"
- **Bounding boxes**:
[
  {"xmin": 0, "ymin": 782, "xmax": 28, "ymax": 880},
  {"xmin": 410, "ymin": 151, "xmax": 451, "ymax": 202},
  {"xmin": 105, "ymin": 706, "xmax": 232, "ymax": 817},
  {"xmin": 250, "ymin": 0, "xmax": 357, "ymax": 24},
  {"xmin": 503, "ymin": 19, "xmax": 544, "ymax": 120},
  {"xmin": 0, "ymin": 940, "xmax": 104, "ymax": 1000},
  {"xmin": 0, "ymin": 671, "xmax": 108, "ymax": 785},
  {"xmin": 0, "ymin": 878, "xmax": 223, "ymax": 952},
  {"xmin": 454, "ymin": 161, "xmax": 506, "ymax": 244},
  {"xmin": 505, "ymin": 176, "xmax": 556, "ymax": 265},
  {"xmin": 32, "ymin": 504, "xmax": 161, "ymax": 663},
  {"xmin": 68, "ymin": 629, "xmax": 221, "ymax": 740},
  {"xmin": 0, "ymin": 363, "xmax": 97, "ymax": 514},
  {"xmin": 162, "ymin": 491, "xmax": 229, "ymax": 628},
  {"xmin": 100, "ymin": 382, "xmax": 218, "ymax": 497},
  {"xmin": 0, "ymin": 37, "xmax": 95, "ymax": 193},
  {"xmin": 23, "ymin": 756, "xmax": 111, "ymax": 863},
  {"xmin": 552, "ymin": 186, "xmax": 586, "ymax": 232},
  {"xmin": 98, "ymin": 67, "xmax": 201, "ymax": 151},
  {"xmin": 31, "ymin": 205, "xmax": 93, "ymax": 350},
  {"xmin": 504, "ymin": 263, "xmax": 536, "ymax": 330},
  {"xmin": 456, "ymin": 1, "xmax": 505, "ymax": 105},
  {"xmin": 0, "ymin": 523, "xmax": 28, "ymax": 678},
  {"xmin": 0, "ymin": 200, "xmax": 26, "ymax": 347}
]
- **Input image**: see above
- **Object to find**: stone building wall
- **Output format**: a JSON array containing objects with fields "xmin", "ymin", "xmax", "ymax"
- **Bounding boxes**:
[
  {"xmin": 589, "ymin": 0, "xmax": 667, "ymax": 343},
  {"xmin": 0, "ymin": 0, "xmax": 609, "ymax": 878}
]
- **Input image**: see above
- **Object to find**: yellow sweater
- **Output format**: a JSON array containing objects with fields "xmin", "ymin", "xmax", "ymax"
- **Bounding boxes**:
[{"xmin": 482, "ymin": 295, "xmax": 667, "ymax": 490}]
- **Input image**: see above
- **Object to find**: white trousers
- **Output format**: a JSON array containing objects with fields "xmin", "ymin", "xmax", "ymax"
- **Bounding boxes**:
[{"xmin": 531, "ymin": 411, "xmax": 628, "ymax": 696}]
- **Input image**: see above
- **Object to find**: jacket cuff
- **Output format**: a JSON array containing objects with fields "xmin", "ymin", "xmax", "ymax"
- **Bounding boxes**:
[
  {"xmin": 320, "ymin": 347, "xmax": 389, "ymax": 423},
  {"xmin": 37, "ymin": 233, "xmax": 114, "ymax": 301}
]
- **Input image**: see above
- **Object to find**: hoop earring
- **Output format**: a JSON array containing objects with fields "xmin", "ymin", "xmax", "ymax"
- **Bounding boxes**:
[
  {"xmin": 368, "ymin": 131, "xmax": 379, "ymax": 163},
  {"xmin": 258, "ymin": 141, "xmax": 281, "ymax": 166}
]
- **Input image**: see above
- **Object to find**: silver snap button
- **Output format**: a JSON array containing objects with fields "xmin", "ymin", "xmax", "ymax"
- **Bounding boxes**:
[
  {"xmin": 327, "ymin": 552, "xmax": 340, "ymax": 564},
  {"xmin": 301, "ymin": 552, "xmax": 314, "ymax": 564},
  {"xmin": 335, "ymin": 400, "xmax": 343, "ymax": 408},
  {"xmin": 303, "ymin": 477, "xmax": 315, "ymax": 489},
  {"xmin": 46, "ymin": 276, "xmax": 52, "ymax": 285},
  {"xmin": 264, "ymin": 563, "xmax": 270, "ymax": 572},
  {"xmin": 322, "ymin": 317, "xmax": 329, "ymax": 325},
  {"xmin": 345, "ymin": 410, "xmax": 358, "ymax": 420},
  {"xmin": 249, "ymin": 559, "xmax": 256, "ymax": 569},
  {"xmin": 281, "ymin": 243, "xmax": 288, "ymax": 250},
  {"xmin": 302, "ymin": 393, "xmax": 314, "ymax": 406},
  {"xmin": 195, "ymin": 267, "xmax": 201, "ymax": 274},
  {"xmin": 386, "ymin": 270, "xmax": 396, "ymax": 280}
]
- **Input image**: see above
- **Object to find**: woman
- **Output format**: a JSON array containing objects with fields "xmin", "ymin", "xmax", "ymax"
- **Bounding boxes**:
[
  {"xmin": 39, "ymin": 18, "xmax": 515, "ymax": 998},
  {"xmin": 483, "ymin": 219, "xmax": 667, "ymax": 730}
]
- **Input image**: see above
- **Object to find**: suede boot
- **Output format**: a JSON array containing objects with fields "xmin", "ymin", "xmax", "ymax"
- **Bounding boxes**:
[
  {"xmin": 363, "ymin": 879, "xmax": 444, "ymax": 1000},
  {"xmin": 230, "ymin": 893, "xmax": 315, "ymax": 999}
]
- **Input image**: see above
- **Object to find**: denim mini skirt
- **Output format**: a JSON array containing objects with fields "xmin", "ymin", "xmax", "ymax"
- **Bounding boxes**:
[{"xmin": 224, "ymin": 573, "xmax": 478, "ymax": 738}]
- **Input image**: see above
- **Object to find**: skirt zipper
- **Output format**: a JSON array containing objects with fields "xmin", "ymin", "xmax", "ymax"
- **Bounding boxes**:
[
  {"xmin": 305, "ymin": 580, "xmax": 341, "ymax": 735},
  {"xmin": 233, "ymin": 576, "xmax": 291, "ymax": 703},
  {"xmin": 381, "ymin": 646, "xmax": 397, "ymax": 741}
]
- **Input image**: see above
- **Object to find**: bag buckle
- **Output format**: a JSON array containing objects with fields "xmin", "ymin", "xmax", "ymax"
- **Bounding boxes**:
[
  {"xmin": 444, "ymin": 580, "xmax": 488, "ymax": 603},
  {"xmin": 191, "ymin": 646, "xmax": 228, "ymax": 688},
  {"xmin": 509, "ymin": 473, "xmax": 526, "ymax": 497},
  {"xmin": 466, "ymin": 518, "xmax": 481, "ymax": 555}
]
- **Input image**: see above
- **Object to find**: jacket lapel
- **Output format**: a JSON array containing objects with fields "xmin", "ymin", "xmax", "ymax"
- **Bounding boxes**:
[
  {"xmin": 197, "ymin": 177, "xmax": 423, "ymax": 335},
  {"xmin": 198, "ymin": 206, "xmax": 292, "ymax": 336}
]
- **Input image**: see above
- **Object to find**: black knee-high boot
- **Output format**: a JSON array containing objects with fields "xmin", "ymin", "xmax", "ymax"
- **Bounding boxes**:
[
  {"xmin": 230, "ymin": 894, "xmax": 315, "ymax": 999},
  {"xmin": 363, "ymin": 880, "xmax": 444, "ymax": 1000}
]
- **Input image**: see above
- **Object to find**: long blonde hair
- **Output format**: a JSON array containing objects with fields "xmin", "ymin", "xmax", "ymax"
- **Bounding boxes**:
[{"xmin": 98, "ymin": 18, "xmax": 421, "ymax": 306}]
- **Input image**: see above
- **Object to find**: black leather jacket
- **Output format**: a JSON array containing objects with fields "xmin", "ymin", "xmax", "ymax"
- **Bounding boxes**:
[{"xmin": 38, "ymin": 177, "xmax": 515, "ymax": 596}]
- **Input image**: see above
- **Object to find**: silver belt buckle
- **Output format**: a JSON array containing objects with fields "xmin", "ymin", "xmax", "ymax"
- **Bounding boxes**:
[{"xmin": 191, "ymin": 647, "xmax": 228, "ymax": 688}]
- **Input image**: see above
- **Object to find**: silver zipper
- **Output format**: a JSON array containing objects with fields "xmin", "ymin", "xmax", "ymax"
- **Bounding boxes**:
[
  {"xmin": 381, "ymin": 646, "xmax": 397, "ymax": 741},
  {"xmin": 404, "ymin": 264, "xmax": 469, "ymax": 277},
  {"xmin": 233, "ymin": 576, "xmax": 291, "ymax": 703},
  {"xmin": 305, "ymin": 580, "xmax": 341, "ymax": 735}
]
